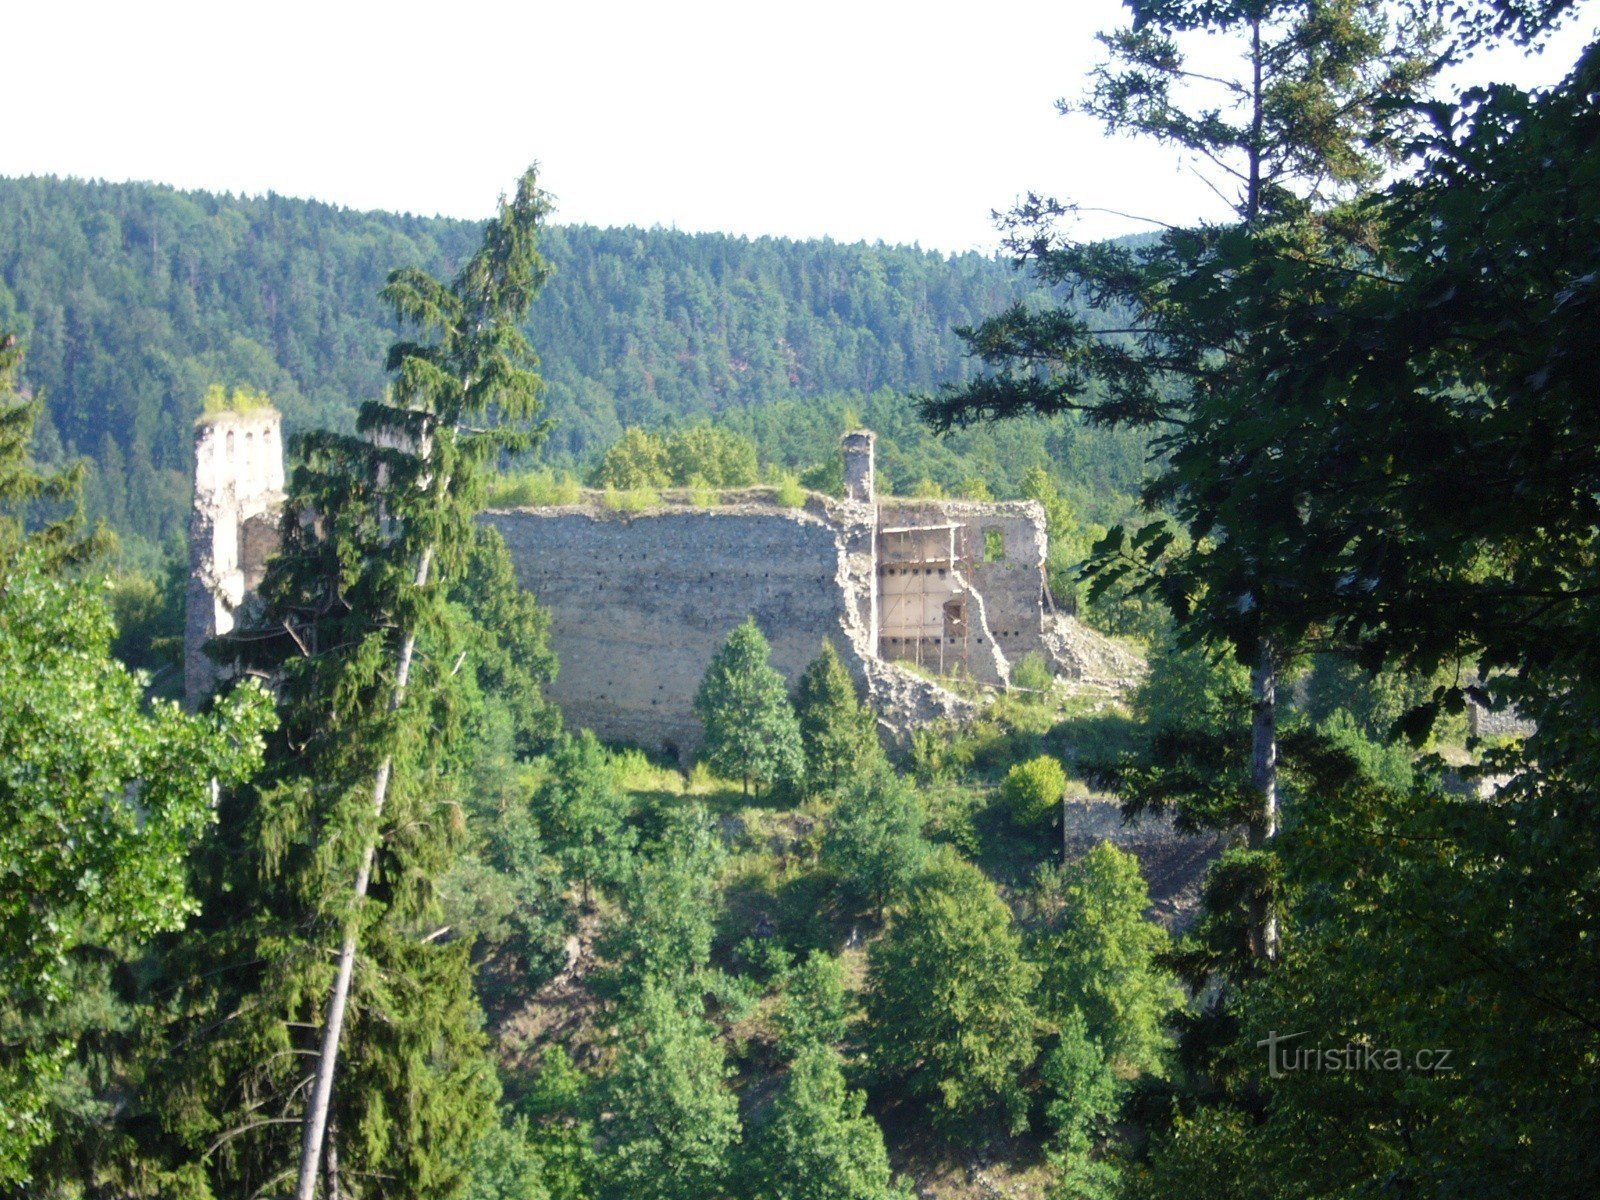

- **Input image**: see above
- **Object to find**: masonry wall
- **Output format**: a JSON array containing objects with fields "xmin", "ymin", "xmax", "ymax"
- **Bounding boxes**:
[
  {"xmin": 483, "ymin": 502, "xmax": 875, "ymax": 759},
  {"xmin": 185, "ymin": 409, "xmax": 285, "ymax": 705},
  {"xmin": 876, "ymin": 498, "xmax": 1052, "ymax": 665}
]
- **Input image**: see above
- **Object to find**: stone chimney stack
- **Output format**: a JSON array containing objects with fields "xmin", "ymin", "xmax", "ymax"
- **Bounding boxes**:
[
  {"xmin": 185, "ymin": 406, "xmax": 286, "ymax": 706},
  {"xmin": 841, "ymin": 429, "xmax": 876, "ymax": 505}
]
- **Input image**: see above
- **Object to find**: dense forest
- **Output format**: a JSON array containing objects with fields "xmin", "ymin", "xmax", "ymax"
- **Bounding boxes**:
[
  {"xmin": 0, "ymin": 175, "xmax": 1144, "ymax": 557},
  {"xmin": 4, "ymin": 1, "xmax": 1599, "ymax": 1199}
]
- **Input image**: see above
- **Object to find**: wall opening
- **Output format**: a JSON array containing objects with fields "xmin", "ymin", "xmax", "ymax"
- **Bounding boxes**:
[
  {"xmin": 983, "ymin": 527, "xmax": 1006, "ymax": 563},
  {"xmin": 239, "ymin": 512, "xmax": 281, "ymax": 595}
]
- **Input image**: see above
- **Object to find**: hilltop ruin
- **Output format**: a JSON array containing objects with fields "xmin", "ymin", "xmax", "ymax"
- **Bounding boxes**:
[{"xmin": 186, "ymin": 415, "xmax": 1141, "ymax": 752}]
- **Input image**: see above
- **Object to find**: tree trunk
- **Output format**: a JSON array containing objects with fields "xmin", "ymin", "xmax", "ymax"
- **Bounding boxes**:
[
  {"xmin": 294, "ymin": 545, "xmax": 433, "ymax": 1200},
  {"xmin": 324, "ymin": 1116, "xmax": 342, "ymax": 1200},
  {"xmin": 1247, "ymin": 639, "xmax": 1279, "ymax": 962}
]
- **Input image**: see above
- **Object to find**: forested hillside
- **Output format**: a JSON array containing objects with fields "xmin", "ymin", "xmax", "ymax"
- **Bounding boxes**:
[{"xmin": 0, "ymin": 176, "xmax": 1112, "ymax": 548}]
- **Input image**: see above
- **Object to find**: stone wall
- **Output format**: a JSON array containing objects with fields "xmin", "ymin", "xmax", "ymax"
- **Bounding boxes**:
[
  {"xmin": 483, "ymin": 500, "xmax": 878, "ymax": 759},
  {"xmin": 877, "ymin": 498, "xmax": 1052, "ymax": 669},
  {"xmin": 185, "ymin": 409, "xmax": 285, "ymax": 705},
  {"xmin": 1061, "ymin": 794, "xmax": 1226, "ymax": 927}
]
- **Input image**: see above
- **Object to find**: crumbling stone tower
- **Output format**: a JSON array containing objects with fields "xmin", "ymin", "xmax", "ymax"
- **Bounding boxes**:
[
  {"xmin": 184, "ymin": 406, "xmax": 285, "ymax": 705},
  {"xmin": 841, "ymin": 428, "xmax": 876, "ymax": 504}
]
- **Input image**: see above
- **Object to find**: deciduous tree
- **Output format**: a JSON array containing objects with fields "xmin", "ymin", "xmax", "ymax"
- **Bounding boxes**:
[
  {"xmin": 694, "ymin": 617, "xmax": 804, "ymax": 796},
  {"xmin": 747, "ymin": 1044, "xmax": 906, "ymax": 1200},
  {"xmin": 865, "ymin": 851, "xmax": 1038, "ymax": 1133},
  {"xmin": 601, "ymin": 982, "xmax": 741, "ymax": 1200}
]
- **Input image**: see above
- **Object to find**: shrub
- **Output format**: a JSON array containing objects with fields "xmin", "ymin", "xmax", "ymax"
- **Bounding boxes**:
[
  {"xmin": 775, "ymin": 473, "xmax": 807, "ymax": 508},
  {"xmin": 602, "ymin": 485, "xmax": 661, "ymax": 513},
  {"xmin": 590, "ymin": 427, "xmax": 669, "ymax": 489},
  {"xmin": 1011, "ymin": 651, "xmax": 1055, "ymax": 695},
  {"xmin": 664, "ymin": 425, "xmax": 759, "ymax": 487},
  {"xmin": 687, "ymin": 474, "xmax": 721, "ymax": 507},
  {"xmin": 1001, "ymin": 755, "xmax": 1069, "ymax": 825},
  {"xmin": 488, "ymin": 468, "xmax": 582, "ymax": 507}
]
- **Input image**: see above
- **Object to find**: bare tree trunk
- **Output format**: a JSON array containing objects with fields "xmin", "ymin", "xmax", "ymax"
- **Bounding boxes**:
[
  {"xmin": 324, "ymin": 1116, "xmax": 342, "ymax": 1200},
  {"xmin": 1248, "ymin": 639, "xmax": 1279, "ymax": 962},
  {"xmin": 294, "ymin": 546, "xmax": 433, "ymax": 1200}
]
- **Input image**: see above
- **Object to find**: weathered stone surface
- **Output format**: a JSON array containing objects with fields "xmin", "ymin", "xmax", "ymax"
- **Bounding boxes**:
[
  {"xmin": 186, "ymin": 425, "xmax": 1143, "ymax": 758},
  {"xmin": 1061, "ymin": 794, "xmax": 1227, "ymax": 927},
  {"xmin": 185, "ymin": 408, "xmax": 285, "ymax": 706},
  {"xmin": 1042, "ymin": 613, "xmax": 1148, "ymax": 691},
  {"xmin": 1467, "ymin": 698, "xmax": 1536, "ymax": 739},
  {"xmin": 483, "ymin": 500, "xmax": 881, "ymax": 760}
]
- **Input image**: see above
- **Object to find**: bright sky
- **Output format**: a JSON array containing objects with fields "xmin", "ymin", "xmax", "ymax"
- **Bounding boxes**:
[{"xmin": 4, "ymin": 1, "xmax": 1595, "ymax": 254}]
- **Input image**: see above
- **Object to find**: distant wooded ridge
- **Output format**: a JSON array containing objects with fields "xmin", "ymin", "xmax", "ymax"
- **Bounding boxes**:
[{"xmin": 0, "ymin": 175, "xmax": 1121, "ymax": 548}]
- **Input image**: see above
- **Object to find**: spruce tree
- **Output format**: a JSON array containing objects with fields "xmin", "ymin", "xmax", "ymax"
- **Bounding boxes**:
[
  {"xmin": 794, "ymin": 640, "xmax": 880, "ymax": 796},
  {"xmin": 145, "ymin": 170, "xmax": 556, "ymax": 1200},
  {"xmin": 694, "ymin": 617, "xmax": 804, "ymax": 796},
  {"xmin": 921, "ymin": 1, "xmax": 1449, "ymax": 964},
  {"xmin": 284, "ymin": 167, "xmax": 554, "ymax": 1200}
]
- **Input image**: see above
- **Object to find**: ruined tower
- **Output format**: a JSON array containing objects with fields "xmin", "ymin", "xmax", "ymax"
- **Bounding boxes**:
[
  {"xmin": 184, "ymin": 406, "xmax": 286, "ymax": 705},
  {"xmin": 841, "ymin": 429, "xmax": 876, "ymax": 504}
]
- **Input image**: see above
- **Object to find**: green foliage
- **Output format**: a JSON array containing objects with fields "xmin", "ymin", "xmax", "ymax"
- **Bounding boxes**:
[
  {"xmin": 198, "ymin": 382, "xmax": 273, "ymax": 417},
  {"xmin": 821, "ymin": 768, "xmax": 930, "ymax": 913},
  {"xmin": 1316, "ymin": 709, "xmax": 1413, "ymax": 792},
  {"xmin": 774, "ymin": 472, "xmax": 808, "ymax": 508},
  {"xmin": 1300, "ymin": 654, "xmax": 1440, "ymax": 746},
  {"xmin": 687, "ymin": 474, "xmax": 720, "ymax": 507},
  {"xmin": 531, "ymin": 731, "xmax": 633, "ymax": 902},
  {"xmin": 747, "ymin": 1044, "xmax": 907, "ymax": 1200},
  {"xmin": 1024, "ymin": 845, "xmax": 1177, "ymax": 1076},
  {"xmin": 0, "ymin": 332, "xmax": 95, "ymax": 566},
  {"xmin": 776, "ymin": 951, "xmax": 850, "ymax": 1058},
  {"xmin": 601, "ymin": 484, "xmax": 661, "ymax": 511},
  {"xmin": 1041, "ymin": 1010, "xmax": 1121, "ymax": 1193},
  {"xmin": 1000, "ymin": 755, "xmax": 1069, "ymax": 825},
  {"xmin": 795, "ymin": 641, "xmax": 881, "ymax": 797},
  {"xmin": 514, "ymin": 1047, "xmax": 601, "ymax": 1200},
  {"xmin": 106, "ymin": 554, "xmax": 186, "ymax": 677},
  {"xmin": 663, "ymin": 424, "xmax": 759, "ymax": 487},
  {"xmin": 460, "ymin": 1116, "xmax": 552, "ymax": 1200},
  {"xmin": 144, "ymin": 171, "xmax": 557, "ymax": 1198},
  {"xmin": 603, "ymin": 806, "xmax": 725, "ymax": 996},
  {"xmin": 694, "ymin": 618, "xmax": 805, "ymax": 797},
  {"xmin": 591, "ymin": 427, "xmax": 670, "ymax": 489},
  {"xmin": 0, "ymin": 550, "xmax": 272, "ymax": 1182},
  {"xmin": 865, "ymin": 851, "xmax": 1038, "ymax": 1134},
  {"xmin": 0, "ymin": 350, "xmax": 273, "ymax": 1182},
  {"xmin": 487, "ymin": 466, "xmax": 582, "ymax": 507},
  {"xmin": 1011, "ymin": 650, "xmax": 1055, "ymax": 694},
  {"xmin": 601, "ymin": 982, "xmax": 741, "ymax": 1200},
  {"xmin": 1133, "ymin": 634, "xmax": 1251, "ymax": 736}
]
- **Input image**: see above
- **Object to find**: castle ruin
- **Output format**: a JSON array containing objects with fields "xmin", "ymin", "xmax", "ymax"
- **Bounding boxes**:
[
  {"xmin": 182, "ymin": 409, "xmax": 1217, "ymax": 914},
  {"xmin": 186, "ymin": 412, "xmax": 1138, "ymax": 753}
]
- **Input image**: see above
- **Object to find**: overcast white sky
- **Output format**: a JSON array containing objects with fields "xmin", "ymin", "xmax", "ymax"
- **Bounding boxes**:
[{"xmin": 4, "ymin": 1, "xmax": 1595, "ymax": 253}]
